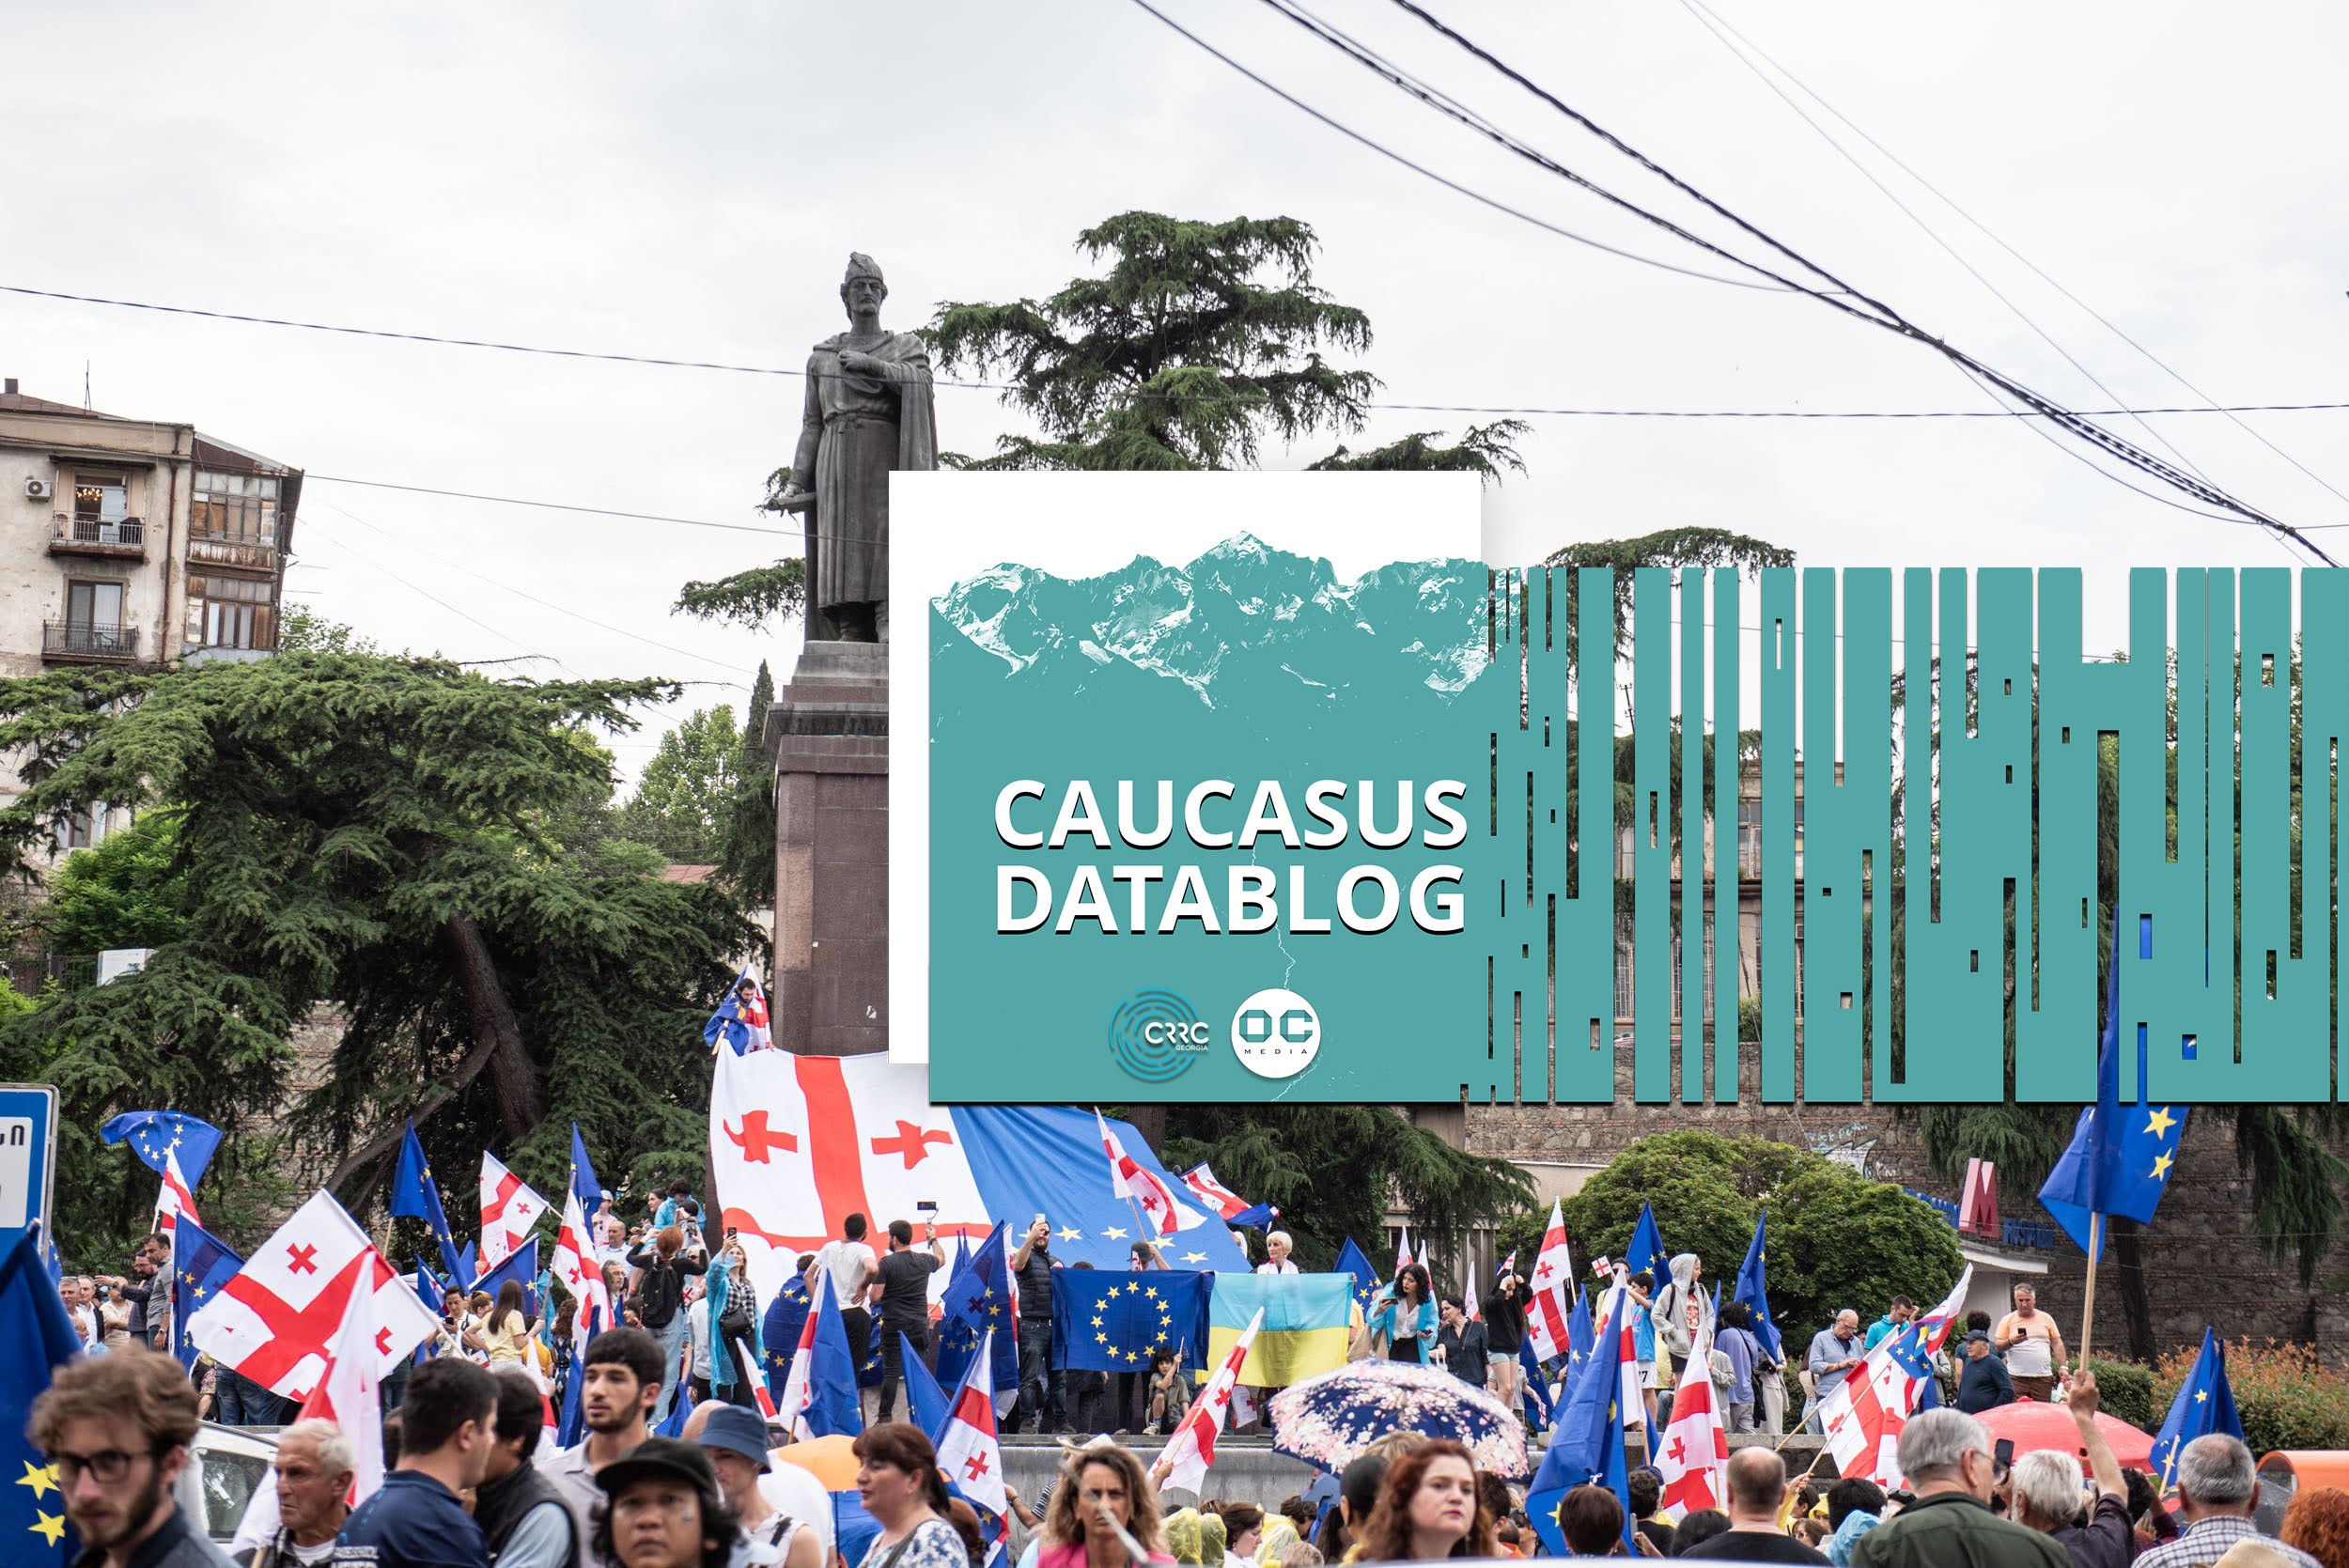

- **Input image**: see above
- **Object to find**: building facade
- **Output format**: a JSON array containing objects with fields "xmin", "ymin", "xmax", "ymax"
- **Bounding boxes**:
[{"xmin": 0, "ymin": 378, "xmax": 300, "ymax": 851}]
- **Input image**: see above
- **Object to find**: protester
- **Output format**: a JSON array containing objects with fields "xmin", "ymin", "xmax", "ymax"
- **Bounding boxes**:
[
  {"xmin": 215, "ymin": 1360, "xmax": 300, "ymax": 1429},
  {"xmin": 1041, "ymin": 1442, "xmax": 1174, "ymax": 1568},
  {"xmin": 1365, "ymin": 1264, "xmax": 1438, "ymax": 1364},
  {"xmin": 32, "ymin": 1349, "xmax": 228, "ymax": 1568},
  {"xmin": 61, "ymin": 1274, "xmax": 97, "ymax": 1346},
  {"xmin": 1804, "ymin": 1310, "xmax": 1865, "ymax": 1432},
  {"xmin": 1626, "ymin": 1467, "xmax": 1675, "ymax": 1557},
  {"xmin": 874, "ymin": 1216, "xmax": 946, "ymax": 1423},
  {"xmin": 1483, "ymin": 1267, "xmax": 1527, "ymax": 1410},
  {"xmin": 806, "ymin": 1214, "xmax": 879, "ymax": 1397},
  {"xmin": 1993, "ymin": 1284, "xmax": 2068, "ymax": 1404},
  {"xmin": 1715, "ymin": 1301, "xmax": 1766, "ymax": 1435},
  {"xmin": 2128, "ymin": 1470, "xmax": 2186, "ymax": 1557},
  {"xmin": 1558, "ymin": 1483, "xmax": 1626, "ymax": 1559},
  {"xmin": 1846, "ymin": 1406, "xmax": 2066, "ymax": 1567},
  {"xmin": 855, "ymin": 1422, "xmax": 973, "ymax": 1568},
  {"xmin": 1435, "ymin": 1296, "xmax": 1488, "ymax": 1390},
  {"xmin": 1865, "ymin": 1298, "xmax": 1914, "ymax": 1352},
  {"xmin": 593, "ymin": 1437, "xmax": 740, "ymax": 1568},
  {"xmin": 1169, "ymin": 1508, "xmax": 1210, "ymax": 1566},
  {"xmin": 1626, "ymin": 1271, "xmax": 1660, "ymax": 1428},
  {"xmin": 437, "ymin": 1287, "xmax": 488, "ymax": 1360},
  {"xmin": 1145, "ymin": 1347, "xmax": 1184, "ymax": 1436},
  {"xmin": 1650, "ymin": 1253, "xmax": 1714, "ymax": 1396},
  {"xmin": 1007, "ymin": 1215, "xmax": 1066, "ymax": 1435},
  {"xmin": 2012, "ymin": 1370, "xmax": 2130, "ymax": 1568},
  {"xmin": 1824, "ymin": 1478, "xmax": 1884, "ymax": 1566},
  {"xmin": 1672, "ymin": 1511, "xmax": 1731, "ymax": 1557},
  {"xmin": 1952, "ymin": 1330, "xmax": 2014, "ymax": 1414},
  {"xmin": 1359, "ymin": 1438, "xmax": 1496, "ymax": 1560},
  {"xmin": 2139, "ymin": 1436, "xmax": 2324, "ymax": 1568},
  {"xmin": 475, "ymin": 1367, "xmax": 579, "ymax": 1568},
  {"xmin": 240, "ymin": 1419, "xmax": 355, "ymax": 1568},
  {"xmin": 1676, "ymin": 1449, "xmax": 1828, "ymax": 1562},
  {"xmin": 1220, "ymin": 1504, "xmax": 1267, "ymax": 1563},
  {"xmin": 485, "ymin": 1280, "xmax": 534, "ymax": 1366},
  {"xmin": 336, "ymin": 1356, "xmax": 499, "ymax": 1568},
  {"xmin": 630, "ymin": 1225, "xmax": 710, "ymax": 1427},
  {"xmin": 101, "ymin": 1275, "xmax": 134, "ymax": 1352},
  {"xmin": 693, "ymin": 1405, "xmax": 819, "ymax": 1568},
  {"xmin": 123, "ymin": 1234, "xmax": 167, "ymax": 1353},
  {"xmin": 690, "ymin": 1237, "xmax": 763, "ymax": 1409},
  {"xmin": 1256, "ymin": 1233, "xmax": 1300, "ymax": 1275},
  {"xmin": 2280, "ymin": 1488, "xmax": 2349, "ymax": 1568},
  {"xmin": 547, "ymin": 1327, "xmax": 665, "ymax": 1548}
]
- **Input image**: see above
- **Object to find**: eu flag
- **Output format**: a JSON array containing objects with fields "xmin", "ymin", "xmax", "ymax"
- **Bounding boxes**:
[
  {"xmin": 389, "ymin": 1121, "xmax": 465, "ymax": 1283},
  {"xmin": 1626, "ymin": 1203, "xmax": 1669, "ymax": 1285},
  {"xmin": 763, "ymin": 1277, "xmax": 812, "ymax": 1402},
  {"xmin": 902, "ymin": 1331, "xmax": 952, "ymax": 1439},
  {"xmin": 1526, "ymin": 1288, "xmax": 1636, "ymax": 1555},
  {"xmin": 469, "ymin": 1236, "xmax": 539, "ymax": 1309},
  {"xmin": 1049, "ymin": 1270, "xmax": 1212, "ymax": 1374},
  {"xmin": 1565, "ymin": 1286, "xmax": 1594, "ymax": 1369},
  {"xmin": 2040, "ymin": 912, "xmax": 2189, "ymax": 1259},
  {"xmin": 936, "ymin": 1222, "xmax": 1019, "ymax": 1393},
  {"xmin": 0, "ymin": 1226, "xmax": 85, "ymax": 1562},
  {"xmin": 170, "ymin": 1219, "xmax": 244, "ymax": 1372},
  {"xmin": 801, "ymin": 1275, "xmax": 865, "ymax": 1438},
  {"xmin": 1334, "ymin": 1238, "xmax": 1381, "ymax": 1317},
  {"xmin": 2149, "ymin": 1327, "xmax": 2243, "ymax": 1486},
  {"xmin": 1732, "ymin": 1210, "xmax": 1785, "ymax": 1361},
  {"xmin": 101, "ymin": 1110, "xmax": 223, "ymax": 1189},
  {"xmin": 569, "ymin": 1123, "xmax": 603, "ymax": 1212}
]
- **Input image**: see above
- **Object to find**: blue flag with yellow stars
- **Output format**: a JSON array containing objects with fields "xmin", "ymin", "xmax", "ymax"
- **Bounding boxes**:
[
  {"xmin": 101, "ymin": 1110, "xmax": 223, "ymax": 1190},
  {"xmin": 937, "ymin": 1222, "xmax": 1019, "ymax": 1392},
  {"xmin": 1334, "ymin": 1237, "xmax": 1381, "ymax": 1317},
  {"xmin": 0, "ymin": 1225, "xmax": 83, "ymax": 1561},
  {"xmin": 1732, "ymin": 1210, "xmax": 1784, "ymax": 1361},
  {"xmin": 1048, "ymin": 1269, "xmax": 1211, "ymax": 1374},
  {"xmin": 389, "ymin": 1120, "xmax": 465, "ymax": 1283},
  {"xmin": 2041, "ymin": 910, "xmax": 2189, "ymax": 1259},
  {"xmin": 763, "ymin": 1276, "xmax": 812, "ymax": 1403},
  {"xmin": 170, "ymin": 1219, "xmax": 244, "ymax": 1372},
  {"xmin": 2149, "ymin": 1327, "xmax": 2243, "ymax": 1486}
]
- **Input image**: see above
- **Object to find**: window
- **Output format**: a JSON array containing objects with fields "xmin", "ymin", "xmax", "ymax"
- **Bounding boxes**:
[
  {"xmin": 66, "ymin": 580, "xmax": 124, "ymax": 630},
  {"xmin": 189, "ymin": 572, "xmax": 275, "ymax": 649},
  {"xmin": 193, "ymin": 470, "xmax": 279, "ymax": 545},
  {"xmin": 71, "ymin": 474, "xmax": 130, "ymax": 525},
  {"xmin": 61, "ymin": 803, "xmax": 94, "ymax": 850},
  {"xmin": 1738, "ymin": 795, "xmax": 1760, "ymax": 876}
]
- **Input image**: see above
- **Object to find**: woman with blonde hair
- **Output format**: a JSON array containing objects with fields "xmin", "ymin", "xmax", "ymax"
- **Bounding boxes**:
[{"xmin": 1041, "ymin": 1443, "xmax": 1175, "ymax": 1568}]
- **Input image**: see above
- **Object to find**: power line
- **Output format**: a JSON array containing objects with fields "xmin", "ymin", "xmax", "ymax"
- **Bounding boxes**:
[
  {"xmin": 1351, "ymin": 0, "xmax": 2337, "ymax": 564},
  {"xmin": 309, "ymin": 475, "xmax": 797, "ymax": 537}
]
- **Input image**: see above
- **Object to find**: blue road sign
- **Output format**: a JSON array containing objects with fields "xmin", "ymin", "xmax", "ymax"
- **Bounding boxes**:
[{"xmin": 0, "ymin": 1083, "xmax": 59, "ymax": 1257}]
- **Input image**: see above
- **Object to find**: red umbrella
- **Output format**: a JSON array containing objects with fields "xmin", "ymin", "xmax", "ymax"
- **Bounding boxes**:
[{"xmin": 1974, "ymin": 1400, "xmax": 2157, "ymax": 1468}]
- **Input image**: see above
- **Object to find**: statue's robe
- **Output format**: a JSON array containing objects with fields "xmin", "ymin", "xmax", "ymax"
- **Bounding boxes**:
[{"xmin": 794, "ymin": 330, "xmax": 937, "ymax": 633}]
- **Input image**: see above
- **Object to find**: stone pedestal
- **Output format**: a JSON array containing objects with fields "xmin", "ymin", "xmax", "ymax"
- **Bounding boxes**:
[{"xmin": 769, "ymin": 639, "xmax": 888, "ymax": 1055}]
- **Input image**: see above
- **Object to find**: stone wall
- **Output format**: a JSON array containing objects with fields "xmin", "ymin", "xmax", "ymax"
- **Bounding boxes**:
[{"xmin": 1464, "ymin": 1051, "xmax": 2349, "ymax": 1362}]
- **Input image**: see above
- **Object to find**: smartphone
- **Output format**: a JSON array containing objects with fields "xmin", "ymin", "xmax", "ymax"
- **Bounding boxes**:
[
  {"xmin": 916, "ymin": 1200, "xmax": 939, "ymax": 1214},
  {"xmin": 1994, "ymin": 1438, "xmax": 2015, "ymax": 1469}
]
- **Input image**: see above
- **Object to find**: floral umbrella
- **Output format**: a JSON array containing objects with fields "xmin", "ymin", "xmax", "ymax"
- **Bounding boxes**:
[{"xmin": 1268, "ymin": 1358, "xmax": 1530, "ymax": 1478}]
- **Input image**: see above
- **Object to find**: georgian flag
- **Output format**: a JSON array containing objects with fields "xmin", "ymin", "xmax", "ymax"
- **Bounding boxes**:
[
  {"xmin": 187, "ymin": 1189, "xmax": 438, "ymax": 1401},
  {"xmin": 479, "ymin": 1151, "xmax": 550, "ymax": 1270},
  {"xmin": 1523, "ymin": 1200, "xmax": 1578, "ymax": 1360},
  {"xmin": 552, "ymin": 1187, "xmax": 611, "ymax": 1327},
  {"xmin": 1654, "ymin": 1314, "xmax": 1729, "ymax": 1520},
  {"xmin": 935, "ymin": 1327, "xmax": 1007, "ymax": 1522},
  {"xmin": 1096, "ymin": 1110, "xmax": 1206, "ymax": 1236},
  {"xmin": 1159, "ymin": 1309, "xmax": 1264, "ymax": 1496},
  {"xmin": 1179, "ymin": 1163, "xmax": 1278, "ymax": 1228},
  {"xmin": 1394, "ymin": 1228, "xmax": 1412, "ymax": 1276},
  {"xmin": 1819, "ymin": 1267, "xmax": 1973, "ymax": 1486},
  {"xmin": 156, "ymin": 1145, "xmax": 202, "ymax": 1234}
]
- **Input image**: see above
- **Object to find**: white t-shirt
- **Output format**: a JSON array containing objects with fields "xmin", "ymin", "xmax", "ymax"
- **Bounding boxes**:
[
  {"xmin": 1255, "ymin": 1260, "xmax": 1299, "ymax": 1275},
  {"xmin": 760, "ymin": 1458, "xmax": 836, "ymax": 1560},
  {"xmin": 811, "ymin": 1238, "xmax": 877, "ymax": 1308}
]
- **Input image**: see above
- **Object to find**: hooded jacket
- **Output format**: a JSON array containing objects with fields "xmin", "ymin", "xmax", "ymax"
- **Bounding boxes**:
[{"xmin": 1649, "ymin": 1252, "xmax": 1715, "ymax": 1359}]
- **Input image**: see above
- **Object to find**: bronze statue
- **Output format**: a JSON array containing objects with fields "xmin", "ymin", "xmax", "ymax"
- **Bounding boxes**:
[{"xmin": 777, "ymin": 252, "xmax": 937, "ymax": 643}]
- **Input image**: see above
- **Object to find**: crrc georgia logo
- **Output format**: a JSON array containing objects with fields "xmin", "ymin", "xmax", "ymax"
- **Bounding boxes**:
[
  {"xmin": 1231, "ymin": 987, "xmax": 1320, "ymax": 1079},
  {"xmin": 1107, "ymin": 988, "xmax": 1212, "ymax": 1081}
]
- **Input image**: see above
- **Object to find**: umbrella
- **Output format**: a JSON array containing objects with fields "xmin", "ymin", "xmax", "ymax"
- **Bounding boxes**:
[
  {"xmin": 772, "ymin": 1432, "xmax": 861, "ymax": 1490},
  {"xmin": 1268, "ymin": 1359, "xmax": 1530, "ymax": 1478},
  {"xmin": 1974, "ymin": 1401, "xmax": 2156, "ymax": 1468}
]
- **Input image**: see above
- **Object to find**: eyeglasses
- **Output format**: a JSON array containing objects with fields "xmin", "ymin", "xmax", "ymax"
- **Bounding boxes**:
[{"xmin": 53, "ymin": 1449, "xmax": 159, "ymax": 1484}]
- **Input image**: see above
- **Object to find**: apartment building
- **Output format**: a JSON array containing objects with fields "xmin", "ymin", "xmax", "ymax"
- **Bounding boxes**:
[{"xmin": 0, "ymin": 377, "xmax": 301, "ymax": 849}]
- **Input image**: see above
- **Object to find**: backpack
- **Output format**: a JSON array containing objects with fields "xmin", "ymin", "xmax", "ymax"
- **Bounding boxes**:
[{"xmin": 631, "ymin": 1258, "xmax": 683, "ymax": 1328}]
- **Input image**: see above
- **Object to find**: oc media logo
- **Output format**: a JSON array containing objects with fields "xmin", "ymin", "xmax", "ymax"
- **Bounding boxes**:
[
  {"xmin": 1108, "ymin": 988, "xmax": 1213, "ymax": 1082},
  {"xmin": 1231, "ymin": 987, "xmax": 1320, "ymax": 1079}
]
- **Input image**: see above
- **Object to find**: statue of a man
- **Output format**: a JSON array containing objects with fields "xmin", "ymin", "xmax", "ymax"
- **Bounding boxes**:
[{"xmin": 777, "ymin": 252, "xmax": 937, "ymax": 643}]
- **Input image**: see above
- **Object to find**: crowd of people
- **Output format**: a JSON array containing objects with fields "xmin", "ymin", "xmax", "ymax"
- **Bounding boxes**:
[{"xmin": 38, "ymin": 1208, "xmax": 2349, "ymax": 1568}]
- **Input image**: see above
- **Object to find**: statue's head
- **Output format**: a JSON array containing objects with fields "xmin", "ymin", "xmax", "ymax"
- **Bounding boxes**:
[{"xmin": 841, "ymin": 252, "xmax": 887, "ymax": 321}]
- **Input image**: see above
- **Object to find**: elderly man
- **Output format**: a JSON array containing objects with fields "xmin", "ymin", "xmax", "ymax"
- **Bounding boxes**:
[
  {"xmin": 1994, "ymin": 1283, "xmax": 2069, "ymax": 1404},
  {"xmin": 1679, "ymin": 1448, "xmax": 1829, "ymax": 1561},
  {"xmin": 1805, "ymin": 1309, "xmax": 1865, "ymax": 1433},
  {"xmin": 1849, "ymin": 1407, "xmax": 2067, "ymax": 1568},
  {"xmin": 239, "ymin": 1419, "xmax": 354, "ymax": 1568},
  {"xmin": 2012, "ymin": 1370, "xmax": 2130, "ymax": 1568},
  {"xmin": 2137, "ymin": 1435, "xmax": 2322, "ymax": 1568}
]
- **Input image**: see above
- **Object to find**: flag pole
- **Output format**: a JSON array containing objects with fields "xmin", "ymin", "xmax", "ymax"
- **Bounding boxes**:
[{"xmin": 2077, "ymin": 1211, "xmax": 2103, "ymax": 1370}]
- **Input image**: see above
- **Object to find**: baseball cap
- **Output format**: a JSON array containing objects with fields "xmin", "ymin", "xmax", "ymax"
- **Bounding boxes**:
[
  {"xmin": 1963, "ymin": 1329, "xmax": 1989, "ymax": 1345},
  {"xmin": 695, "ymin": 1405, "xmax": 773, "ymax": 1471},
  {"xmin": 596, "ymin": 1436, "xmax": 721, "ymax": 1498}
]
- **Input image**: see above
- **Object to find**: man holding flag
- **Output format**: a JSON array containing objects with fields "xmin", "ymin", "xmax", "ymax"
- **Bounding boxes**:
[{"xmin": 705, "ymin": 969, "xmax": 774, "ymax": 1055}]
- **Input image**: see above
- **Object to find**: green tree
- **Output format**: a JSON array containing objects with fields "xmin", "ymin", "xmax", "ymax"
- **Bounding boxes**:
[
  {"xmin": 0, "ymin": 653, "xmax": 757, "ymax": 1263},
  {"xmin": 617, "ymin": 706, "xmax": 742, "ymax": 864},
  {"xmin": 715, "ymin": 662, "xmax": 777, "ymax": 907},
  {"xmin": 278, "ymin": 606, "xmax": 382, "ymax": 655},
  {"xmin": 41, "ymin": 813, "xmax": 191, "ymax": 952},
  {"xmin": 1554, "ymin": 1130, "xmax": 1963, "ymax": 1339}
]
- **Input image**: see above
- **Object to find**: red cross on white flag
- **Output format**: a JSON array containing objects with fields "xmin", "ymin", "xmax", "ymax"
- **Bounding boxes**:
[
  {"xmin": 552, "ymin": 1186, "xmax": 611, "ymax": 1327},
  {"xmin": 1523, "ymin": 1199, "xmax": 1577, "ymax": 1360},
  {"xmin": 934, "ymin": 1327, "xmax": 1007, "ymax": 1522},
  {"xmin": 1096, "ymin": 1109, "xmax": 1203, "ymax": 1238},
  {"xmin": 479, "ymin": 1151, "xmax": 550, "ymax": 1270},
  {"xmin": 1159, "ymin": 1308, "xmax": 1264, "ymax": 1496},
  {"xmin": 155, "ymin": 1146, "xmax": 201, "ymax": 1234},
  {"xmin": 1654, "ymin": 1315, "xmax": 1730, "ymax": 1521}
]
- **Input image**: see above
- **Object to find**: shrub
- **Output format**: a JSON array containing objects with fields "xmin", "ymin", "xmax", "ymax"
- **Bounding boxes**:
[
  {"xmin": 2154, "ymin": 1340, "xmax": 2349, "ymax": 1455},
  {"xmin": 2083, "ymin": 1358, "xmax": 2157, "ymax": 1430}
]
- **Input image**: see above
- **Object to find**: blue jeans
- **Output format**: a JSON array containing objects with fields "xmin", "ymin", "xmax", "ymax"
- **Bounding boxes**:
[
  {"xmin": 1009, "ymin": 1317, "xmax": 1065, "ymax": 1432},
  {"xmin": 652, "ymin": 1312, "xmax": 690, "ymax": 1426},
  {"xmin": 214, "ymin": 1367, "xmax": 295, "ymax": 1427}
]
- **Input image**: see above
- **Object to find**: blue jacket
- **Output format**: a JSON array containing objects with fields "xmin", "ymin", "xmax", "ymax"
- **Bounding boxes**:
[{"xmin": 334, "ymin": 1469, "xmax": 489, "ymax": 1568}]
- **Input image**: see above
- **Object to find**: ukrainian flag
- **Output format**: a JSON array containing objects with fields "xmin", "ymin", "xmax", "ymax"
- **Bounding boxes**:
[{"xmin": 1207, "ymin": 1274, "xmax": 1353, "ymax": 1387}]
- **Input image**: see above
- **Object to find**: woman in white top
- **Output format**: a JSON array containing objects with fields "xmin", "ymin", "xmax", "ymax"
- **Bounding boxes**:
[{"xmin": 1254, "ymin": 1232, "xmax": 1299, "ymax": 1275}]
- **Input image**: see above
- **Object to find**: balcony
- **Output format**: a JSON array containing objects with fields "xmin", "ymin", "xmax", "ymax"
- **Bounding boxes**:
[
  {"xmin": 42, "ymin": 621, "xmax": 140, "ymax": 663},
  {"xmin": 49, "ymin": 513, "xmax": 146, "ymax": 559},
  {"xmin": 188, "ymin": 532, "xmax": 280, "ymax": 571}
]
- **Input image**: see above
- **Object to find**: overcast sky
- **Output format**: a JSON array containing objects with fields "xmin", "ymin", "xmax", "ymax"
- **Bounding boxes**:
[{"xmin": 9, "ymin": 1, "xmax": 2344, "ymax": 781}]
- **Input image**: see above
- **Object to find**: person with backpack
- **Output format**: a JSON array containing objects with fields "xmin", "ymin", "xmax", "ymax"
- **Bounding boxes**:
[{"xmin": 627, "ymin": 1223, "xmax": 708, "ymax": 1428}]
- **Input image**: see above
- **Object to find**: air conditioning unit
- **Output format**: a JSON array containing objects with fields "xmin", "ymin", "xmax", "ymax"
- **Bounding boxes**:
[{"xmin": 24, "ymin": 477, "xmax": 53, "ymax": 501}]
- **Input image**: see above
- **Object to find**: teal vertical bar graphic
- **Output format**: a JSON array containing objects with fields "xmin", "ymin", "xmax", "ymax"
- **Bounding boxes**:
[
  {"xmin": 1890, "ymin": 571, "xmax": 1965, "ymax": 1099},
  {"xmin": 2019, "ymin": 571, "xmax": 2094, "ymax": 1102},
  {"xmin": 1847, "ymin": 570, "xmax": 1893, "ymax": 1099},
  {"xmin": 1801, "ymin": 568, "xmax": 1857, "ymax": 1099},
  {"xmin": 1760, "ymin": 568, "xmax": 1797, "ymax": 1101},
  {"xmin": 1555, "ymin": 567, "xmax": 1618, "ymax": 1103},
  {"xmin": 1489, "ymin": 568, "xmax": 1525, "ymax": 1104},
  {"xmin": 1681, "ymin": 569, "xmax": 1707, "ymax": 1099},
  {"xmin": 2130, "ymin": 569, "xmax": 2193, "ymax": 1102},
  {"xmin": 2303, "ymin": 570, "xmax": 2346, "ymax": 1111},
  {"xmin": 1713, "ymin": 567, "xmax": 1740, "ymax": 1103},
  {"xmin": 1634, "ymin": 568, "xmax": 1673, "ymax": 1101},
  {"xmin": 2237, "ymin": 568, "xmax": 2319, "ymax": 1099}
]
